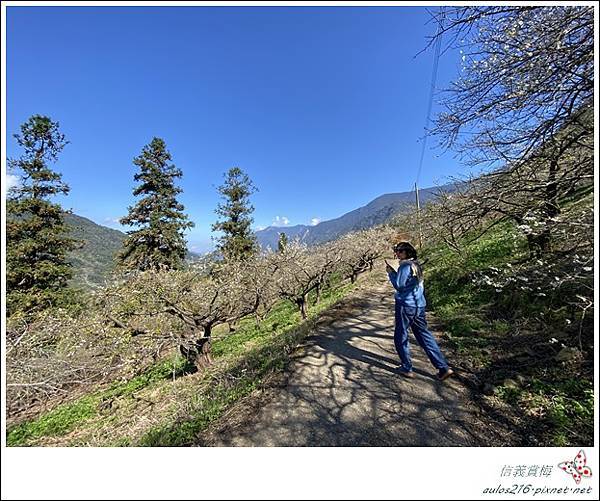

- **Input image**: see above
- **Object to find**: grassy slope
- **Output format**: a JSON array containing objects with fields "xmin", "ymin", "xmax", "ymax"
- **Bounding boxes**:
[
  {"xmin": 8, "ymin": 199, "xmax": 592, "ymax": 447},
  {"xmin": 422, "ymin": 203, "xmax": 593, "ymax": 446},
  {"xmin": 7, "ymin": 277, "xmax": 364, "ymax": 446}
]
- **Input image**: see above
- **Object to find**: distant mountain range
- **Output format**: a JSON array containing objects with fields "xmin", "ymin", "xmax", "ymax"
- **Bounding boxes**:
[
  {"xmin": 65, "ymin": 184, "xmax": 449, "ymax": 288},
  {"xmin": 255, "ymin": 184, "xmax": 449, "ymax": 250}
]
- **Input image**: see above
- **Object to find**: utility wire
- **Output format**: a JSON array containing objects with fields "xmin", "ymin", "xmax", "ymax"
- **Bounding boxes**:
[
  {"xmin": 415, "ymin": 11, "xmax": 444, "ymax": 188},
  {"xmin": 414, "ymin": 9, "xmax": 444, "ymax": 250}
]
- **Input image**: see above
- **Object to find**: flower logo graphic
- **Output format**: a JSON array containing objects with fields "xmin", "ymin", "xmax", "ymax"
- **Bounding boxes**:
[{"xmin": 558, "ymin": 450, "xmax": 592, "ymax": 484}]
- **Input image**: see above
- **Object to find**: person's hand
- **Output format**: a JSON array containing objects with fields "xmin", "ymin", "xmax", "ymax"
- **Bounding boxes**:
[{"xmin": 385, "ymin": 262, "xmax": 394, "ymax": 274}]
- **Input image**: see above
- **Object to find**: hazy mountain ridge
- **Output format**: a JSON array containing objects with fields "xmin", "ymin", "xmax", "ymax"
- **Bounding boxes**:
[
  {"xmin": 65, "ymin": 184, "xmax": 449, "ymax": 288},
  {"xmin": 255, "ymin": 185, "xmax": 449, "ymax": 249}
]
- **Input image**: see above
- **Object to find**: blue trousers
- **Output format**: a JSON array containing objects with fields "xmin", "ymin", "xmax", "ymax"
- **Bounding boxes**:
[{"xmin": 394, "ymin": 302, "xmax": 449, "ymax": 372}]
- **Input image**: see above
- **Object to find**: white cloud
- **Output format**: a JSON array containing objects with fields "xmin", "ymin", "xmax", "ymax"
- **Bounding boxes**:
[
  {"xmin": 103, "ymin": 217, "xmax": 121, "ymax": 226},
  {"xmin": 272, "ymin": 216, "xmax": 290, "ymax": 227},
  {"xmin": 310, "ymin": 218, "xmax": 321, "ymax": 226},
  {"xmin": 5, "ymin": 173, "xmax": 20, "ymax": 191},
  {"xmin": 255, "ymin": 225, "xmax": 266, "ymax": 231}
]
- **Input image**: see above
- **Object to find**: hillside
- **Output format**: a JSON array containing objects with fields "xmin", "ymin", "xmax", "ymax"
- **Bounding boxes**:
[
  {"xmin": 64, "ymin": 213, "xmax": 126, "ymax": 289},
  {"xmin": 255, "ymin": 184, "xmax": 448, "ymax": 249},
  {"xmin": 65, "ymin": 214, "xmax": 201, "ymax": 289}
]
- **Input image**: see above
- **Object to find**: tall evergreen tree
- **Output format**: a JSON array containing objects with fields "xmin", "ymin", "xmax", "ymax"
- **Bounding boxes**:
[
  {"xmin": 278, "ymin": 232, "xmax": 288, "ymax": 253},
  {"xmin": 6, "ymin": 115, "xmax": 77, "ymax": 315},
  {"xmin": 212, "ymin": 167, "xmax": 258, "ymax": 261},
  {"xmin": 117, "ymin": 137, "xmax": 194, "ymax": 271}
]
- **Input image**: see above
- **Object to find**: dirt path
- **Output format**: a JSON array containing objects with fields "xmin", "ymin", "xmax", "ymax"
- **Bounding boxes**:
[{"xmin": 202, "ymin": 269, "xmax": 493, "ymax": 447}]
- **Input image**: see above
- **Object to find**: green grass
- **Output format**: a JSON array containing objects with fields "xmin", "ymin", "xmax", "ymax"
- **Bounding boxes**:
[
  {"xmin": 6, "ymin": 396, "xmax": 98, "ymax": 445},
  {"xmin": 7, "ymin": 278, "xmax": 357, "ymax": 446},
  {"xmin": 421, "ymin": 213, "xmax": 593, "ymax": 446},
  {"xmin": 495, "ymin": 376, "xmax": 594, "ymax": 446},
  {"xmin": 138, "ymin": 281, "xmax": 355, "ymax": 446},
  {"xmin": 211, "ymin": 300, "xmax": 299, "ymax": 358},
  {"xmin": 138, "ymin": 376, "xmax": 258, "ymax": 447},
  {"xmin": 7, "ymin": 358, "xmax": 189, "ymax": 446},
  {"xmin": 423, "ymin": 220, "xmax": 527, "ymax": 343}
]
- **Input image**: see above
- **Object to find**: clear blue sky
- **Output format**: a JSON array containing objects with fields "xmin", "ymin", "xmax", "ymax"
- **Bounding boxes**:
[{"xmin": 6, "ymin": 6, "xmax": 464, "ymax": 253}]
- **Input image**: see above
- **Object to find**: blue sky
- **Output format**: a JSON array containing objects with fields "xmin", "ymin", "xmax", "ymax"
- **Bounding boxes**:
[{"xmin": 6, "ymin": 6, "xmax": 464, "ymax": 253}]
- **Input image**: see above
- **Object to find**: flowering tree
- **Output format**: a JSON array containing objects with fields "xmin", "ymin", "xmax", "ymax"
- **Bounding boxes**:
[
  {"xmin": 6, "ymin": 308, "xmax": 137, "ymax": 417},
  {"xmin": 430, "ymin": 6, "xmax": 593, "ymax": 167},
  {"xmin": 310, "ymin": 241, "xmax": 344, "ymax": 304},
  {"xmin": 420, "ymin": 108, "xmax": 592, "ymax": 257},
  {"xmin": 269, "ymin": 242, "xmax": 324, "ymax": 319},
  {"xmin": 103, "ymin": 262, "xmax": 261, "ymax": 369},
  {"xmin": 243, "ymin": 255, "xmax": 280, "ymax": 326},
  {"xmin": 424, "ymin": 6, "xmax": 593, "ymax": 256},
  {"xmin": 337, "ymin": 227, "xmax": 395, "ymax": 283},
  {"xmin": 468, "ymin": 196, "xmax": 593, "ymax": 348},
  {"xmin": 6, "ymin": 220, "xmax": 393, "ymax": 419}
]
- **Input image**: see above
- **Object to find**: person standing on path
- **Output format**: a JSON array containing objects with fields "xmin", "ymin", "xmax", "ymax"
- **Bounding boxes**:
[{"xmin": 385, "ymin": 241, "xmax": 454, "ymax": 381}]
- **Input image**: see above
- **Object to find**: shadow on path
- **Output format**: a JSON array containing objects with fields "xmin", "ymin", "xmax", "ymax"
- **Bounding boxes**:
[{"xmin": 202, "ymin": 279, "xmax": 490, "ymax": 447}]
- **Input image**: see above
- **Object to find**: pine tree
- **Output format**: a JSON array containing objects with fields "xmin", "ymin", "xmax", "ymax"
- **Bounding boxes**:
[
  {"xmin": 117, "ymin": 137, "xmax": 194, "ymax": 271},
  {"xmin": 278, "ymin": 232, "xmax": 288, "ymax": 253},
  {"xmin": 6, "ymin": 115, "xmax": 77, "ymax": 315},
  {"xmin": 212, "ymin": 167, "xmax": 258, "ymax": 261}
]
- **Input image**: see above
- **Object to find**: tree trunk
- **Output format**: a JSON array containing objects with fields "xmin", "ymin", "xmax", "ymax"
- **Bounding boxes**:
[
  {"xmin": 526, "ymin": 234, "xmax": 543, "ymax": 258},
  {"xmin": 193, "ymin": 335, "xmax": 213, "ymax": 369},
  {"xmin": 315, "ymin": 284, "xmax": 321, "ymax": 305},
  {"xmin": 297, "ymin": 296, "xmax": 307, "ymax": 319},
  {"xmin": 179, "ymin": 325, "xmax": 213, "ymax": 371},
  {"xmin": 536, "ymin": 157, "xmax": 561, "ymax": 254},
  {"xmin": 350, "ymin": 273, "xmax": 357, "ymax": 284},
  {"xmin": 251, "ymin": 294, "xmax": 261, "ymax": 328}
]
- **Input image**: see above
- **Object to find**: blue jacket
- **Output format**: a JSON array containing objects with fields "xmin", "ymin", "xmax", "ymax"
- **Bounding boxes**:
[{"xmin": 388, "ymin": 260, "xmax": 426, "ymax": 307}]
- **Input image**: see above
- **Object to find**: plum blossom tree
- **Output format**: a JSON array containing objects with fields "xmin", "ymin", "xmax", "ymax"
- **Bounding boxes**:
[{"xmin": 426, "ymin": 6, "xmax": 593, "ymax": 255}]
